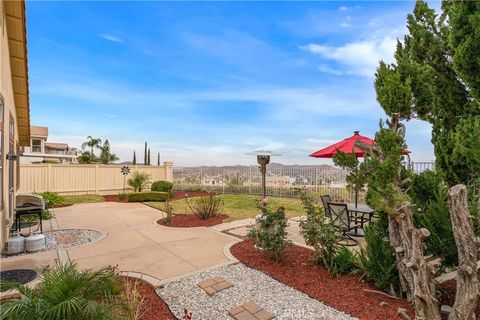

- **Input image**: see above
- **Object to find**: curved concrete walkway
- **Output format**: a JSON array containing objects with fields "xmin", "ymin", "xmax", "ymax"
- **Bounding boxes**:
[{"xmin": 1, "ymin": 202, "xmax": 240, "ymax": 287}]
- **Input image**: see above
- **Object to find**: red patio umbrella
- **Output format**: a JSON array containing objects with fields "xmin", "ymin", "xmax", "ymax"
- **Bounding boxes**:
[
  {"xmin": 309, "ymin": 131, "xmax": 410, "ymax": 206},
  {"xmin": 309, "ymin": 131, "xmax": 410, "ymax": 158}
]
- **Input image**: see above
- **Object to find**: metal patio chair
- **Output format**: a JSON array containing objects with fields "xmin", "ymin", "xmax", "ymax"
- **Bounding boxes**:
[{"xmin": 327, "ymin": 202, "xmax": 360, "ymax": 246}]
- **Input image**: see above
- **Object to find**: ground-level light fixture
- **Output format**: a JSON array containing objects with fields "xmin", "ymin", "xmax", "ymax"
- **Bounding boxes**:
[{"xmin": 246, "ymin": 150, "xmax": 281, "ymax": 200}]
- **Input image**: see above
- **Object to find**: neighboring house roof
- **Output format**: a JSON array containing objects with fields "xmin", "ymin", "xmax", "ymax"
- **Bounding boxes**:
[
  {"xmin": 5, "ymin": 0, "xmax": 30, "ymax": 146},
  {"xmin": 45, "ymin": 142, "xmax": 68, "ymax": 150},
  {"xmin": 30, "ymin": 126, "xmax": 48, "ymax": 139}
]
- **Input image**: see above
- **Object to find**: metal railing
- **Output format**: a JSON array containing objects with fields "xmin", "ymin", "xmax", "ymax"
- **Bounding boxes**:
[
  {"xmin": 174, "ymin": 165, "xmax": 361, "ymax": 202},
  {"xmin": 173, "ymin": 161, "xmax": 435, "ymax": 202}
]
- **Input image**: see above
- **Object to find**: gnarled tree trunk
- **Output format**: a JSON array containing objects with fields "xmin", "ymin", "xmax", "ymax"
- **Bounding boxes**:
[
  {"xmin": 396, "ymin": 204, "xmax": 441, "ymax": 320},
  {"xmin": 448, "ymin": 184, "xmax": 480, "ymax": 320}
]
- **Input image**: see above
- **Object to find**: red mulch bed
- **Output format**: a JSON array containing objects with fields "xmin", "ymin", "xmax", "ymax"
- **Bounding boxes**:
[
  {"xmin": 231, "ymin": 240, "xmax": 414, "ymax": 320},
  {"xmin": 439, "ymin": 279, "xmax": 480, "ymax": 319},
  {"xmin": 157, "ymin": 214, "xmax": 228, "ymax": 227},
  {"xmin": 121, "ymin": 277, "xmax": 175, "ymax": 320},
  {"xmin": 103, "ymin": 194, "xmax": 128, "ymax": 203},
  {"xmin": 171, "ymin": 191, "xmax": 215, "ymax": 200}
]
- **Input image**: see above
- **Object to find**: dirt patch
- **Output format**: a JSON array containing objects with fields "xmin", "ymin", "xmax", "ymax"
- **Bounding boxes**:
[
  {"xmin": 157, "ymin": 214, "xmax": 228, "ymax": 228},
  {"xmin": 171, "ymin": 191, "xmax": 216, "ymax": 201},
  {"xmin": 121, "ymin": 277, "xmax": 175, "ymax": 320},
  {"xmin": 103, "ymin": 195, "xmax": 128, "ymax": 203},
  {"xmin": 230, "ymin": 240, "xmax": 414, "ymax": 320},
  {"xmin": 54, "ymin": 234, "xmax": 77, "ymax": 245}
]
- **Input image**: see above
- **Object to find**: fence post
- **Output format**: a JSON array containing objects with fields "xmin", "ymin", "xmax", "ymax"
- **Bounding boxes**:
[
  {"xmin": 163, "ymin": 161, "xmax": 173, "ymax": 182},
  {"xmin": 95, "ymin": 164, "xmax": 99, "ymax": 194},
  {"xmin": 315, "ymin": 166, "xmax": 318, "ymax": 195}
]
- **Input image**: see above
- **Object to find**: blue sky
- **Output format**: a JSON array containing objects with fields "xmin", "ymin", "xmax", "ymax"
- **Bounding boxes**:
[{"xmin": 26, "ymin": 1, "xmax": 437, "ymax": 166}]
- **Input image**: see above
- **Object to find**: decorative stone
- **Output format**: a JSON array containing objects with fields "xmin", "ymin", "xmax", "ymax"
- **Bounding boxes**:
[
  {"xmin": 380, "ymin": 301, "xmax": 389, "ymax": 307},
  {"xmin": 229, "ymin": 301, "xmax": 275, "ymax": 320},
  {"xmin": 197, "ymin": 277, "xmax": 233, "ymax": 296}
]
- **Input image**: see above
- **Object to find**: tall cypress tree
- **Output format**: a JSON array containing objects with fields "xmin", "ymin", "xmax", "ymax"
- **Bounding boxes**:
[
  {"xmin": 157, "ymin": 152, "xmax": 160, "ymax": 166},
  {"xmin": 132, "ymin": 151, "xmax": 136, "ymax": 165},
  {"xmin": 147, "ymin": 148, "xmax": 151, "ymax": 166},
  {"xmin": 144, "ymin": 142, "xmax": 147, "ymax": 165},
  {"xmin": 374, "ymin": 0, "xmax": 480, "ymax": 186}
]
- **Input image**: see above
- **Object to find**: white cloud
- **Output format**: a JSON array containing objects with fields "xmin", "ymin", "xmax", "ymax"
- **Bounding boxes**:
[
  {"xmin": 318, "ymin": 64, "xmax": 343, "ymax": 76},
  {"xmin": 300, "ymin": 36, "xmax": 398, "ymax": 77},
  {"xmin": 339, "ymin": 6, "xmax": 349, "ymax": 11},
  {"xmin": 98, "ymin": 33, "xmax": 123, "ymax": 43},
  {"xmin": 340, "ymin": 22, "xmax": 351, "ymax": 28}
]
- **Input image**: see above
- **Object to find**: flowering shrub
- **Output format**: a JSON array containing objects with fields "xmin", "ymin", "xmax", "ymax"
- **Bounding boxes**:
[{"xmin": 248, "ymin": 198, "xmax": 291, "ymax": 262}]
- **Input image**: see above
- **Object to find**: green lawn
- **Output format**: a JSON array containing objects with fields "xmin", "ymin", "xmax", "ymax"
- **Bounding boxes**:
[
  {"xmin": 147, "ymin": 194, "xmax": 306, "ymax": 222},
  {"xmin": 60, "ymin": 194, "xmax": 105, "ymax": 206}
]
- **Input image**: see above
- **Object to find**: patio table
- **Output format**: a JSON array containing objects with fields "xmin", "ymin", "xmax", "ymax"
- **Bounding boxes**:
[{"xmin": 346, "ymin": 204, "xmax": 374, "ymax": 237}]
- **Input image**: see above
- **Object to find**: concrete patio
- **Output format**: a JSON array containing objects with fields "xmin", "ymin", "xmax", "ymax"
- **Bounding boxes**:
[{"xmin": 1, "ymin": 202, "xmax": 240, "ymax": 286}]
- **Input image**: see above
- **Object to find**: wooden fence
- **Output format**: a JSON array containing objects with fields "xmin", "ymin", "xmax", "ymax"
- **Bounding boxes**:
[{"xmin": 18, "ymin": 162, "xmax": 173, "ymax": 196}]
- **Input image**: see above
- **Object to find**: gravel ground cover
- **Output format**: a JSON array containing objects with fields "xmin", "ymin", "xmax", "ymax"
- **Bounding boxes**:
[
  {"xmin": 157, "ymin": 263, "xmax": 356, "ymax": 320},
  {"xmin": 2, "ymin": 229, "xmax": 102, "ymax": 258},
  {"xmin": 45, "ymin": 229, "xmax": 102, "ymax": 250},
  {"xmin": 231, "ymin": 240, "xmax": 414, "ymax": 320}
]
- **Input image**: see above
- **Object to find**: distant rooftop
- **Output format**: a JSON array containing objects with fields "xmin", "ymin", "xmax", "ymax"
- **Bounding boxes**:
[{"xmin": 30, "ymin": 126, "xmax": 48, "ymax": 138}]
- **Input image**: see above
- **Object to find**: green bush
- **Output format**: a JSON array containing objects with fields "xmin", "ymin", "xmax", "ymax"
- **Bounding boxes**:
[
  {"xmin": 161, "ymin": 202, "xmax": 175, "ymax": 224},
  {"xmin": 36, "ymin": 191, "xmax": 64, "ymax": 208},
  {"xmin": 151, "ymin": 180, "xmax": 173, "ymax": 196},
  {"xmin": 186, "ymin": 194, "xmax": 224, "ymax": 220},
  {"xmin": 331, "ymin": 246, "xmax": 357, "ymax": 277},
  {"xmin": 409, "ymin": 170, "xmax": 458, "ymax": 270},
  {"xmin": 409, "ymin": 170, "xmax": 444, "ymax": 209},
  {"xmin": 0, "ymin": 263, "xmax": 122, "ymax": 320},
  {"xmin": 358, "ymin": 225, "xmax": 400, "ymax": 295},
  {"xmin": 128, "ymin": 192, "xmax": 169, "ymax": 202},
  {"xmin": 118, "ymin": 193, "xmax": 127, "ymax": 201},
  {"xmin": 296, "ymin": 189, "xmax": 342, "ymax": 272},
  {"xmin": 248, "ymin": 199, "xmax": 291, "ymax": 262}
]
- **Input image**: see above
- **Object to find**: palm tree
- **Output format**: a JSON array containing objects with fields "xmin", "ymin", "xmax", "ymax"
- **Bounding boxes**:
[
  {"xmin": 127, "ymin": 171, "xmax": 150, "ymax": 192},
  {"xmin": 81, "ymin": 136, "xmax": 102, "ymax": 157},
  {"xmin": 0, "ymin": 263, "xmax": 122, "ymax": 320},
  {"xmin": 99, "ymin": 140, "xmax": 119, "ymax": 164}
]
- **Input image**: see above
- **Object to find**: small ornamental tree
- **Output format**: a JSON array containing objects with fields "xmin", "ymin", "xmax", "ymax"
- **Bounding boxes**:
[
  {"xmin": 333, "ymin": 150, "xmax": 369, "ymax": 206},
  {"xmin": 248, "ymin": 199, "xmax": 291, "ymax": 262}
]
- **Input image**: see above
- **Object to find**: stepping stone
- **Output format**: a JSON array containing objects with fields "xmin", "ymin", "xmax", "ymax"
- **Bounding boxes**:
[
  {"xmin": 229, "ymin": 301, "xmax": 275, "ymax": 320},
  {"xmin": 198, "ymin": 277, "xmax": 233, "ymax": 296}
]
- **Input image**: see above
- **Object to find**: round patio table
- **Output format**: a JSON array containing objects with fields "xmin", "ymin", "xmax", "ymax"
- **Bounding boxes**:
[{"xmin": 347, "ymin": 203, "xmax": 374, "ymax": 237}]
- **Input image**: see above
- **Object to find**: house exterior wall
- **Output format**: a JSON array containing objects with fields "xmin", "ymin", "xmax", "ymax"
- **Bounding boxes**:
[
  {"xmin": 1, "ymin": 2, "xmax": 20, "ymax": 246},
  {"xmin": 21, "ymin": 126, "xmax": 77, "ymax": 164},
  {"xmin": 0, "ymin": 0, "xmax": 30, "ymax": 247}
]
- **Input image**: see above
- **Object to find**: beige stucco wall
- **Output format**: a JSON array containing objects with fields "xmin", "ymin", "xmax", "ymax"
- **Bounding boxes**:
[{"xmin": 0, "ymin": 2, "xmax": 21, "ymax": 246}]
